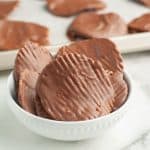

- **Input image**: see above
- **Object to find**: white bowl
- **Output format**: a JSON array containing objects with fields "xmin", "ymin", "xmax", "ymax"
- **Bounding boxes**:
[{"xmin": 7, "ymin": 72, "xmax": 132, "ymax": 141}]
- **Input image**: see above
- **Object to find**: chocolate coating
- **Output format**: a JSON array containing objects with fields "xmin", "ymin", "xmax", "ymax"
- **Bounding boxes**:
[
  {"xmin": 58, "ymin": 38, "xmax": 123, "ymax": 74},
  {"xmin": 0, "ymin": 0, "xmax": 18, "ymax": 19},
  {"xmin": 35, "ymin": 95, "xmax": 51, "ymax": 119},
  {"xmin": 128, "ymin": 13, "xmax": 150, "ymax": 33},
  {"xmin": 58, "ymin": 39, "xmax": 128, "ymax": 112},
  {"xmin": 37, "ymin": 53, "xmax": 114, "ymax": 121},
  {"xmin": 0, "ymin": 20, "xmax": 49, "ymax": 50},
  {"xmin": 18, "ymin": 70, "xmax": 38, "ymax": 114},
  {"xmin": 47, "ymin": 0, "xmax": 106, "ymax": 17},
  {"xmin": 67, "ymin": 12, "xmax": 127, "ymax": 40},
  {"xmin": 139, "ymin": 0, "xmax": 150, "ymax": 7},
  {"xmin": 110, "ymin": 73, "xmax": 128, "ymax": 111},
  {"xmin": 14, "ymin": 41, "xmax": 52, "ymax": 83}
]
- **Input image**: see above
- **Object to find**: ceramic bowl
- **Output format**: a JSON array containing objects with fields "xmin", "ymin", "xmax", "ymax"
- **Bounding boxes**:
[{"xmin": 7, "ymin": 72, "xmax": 132, "ymax": 141}]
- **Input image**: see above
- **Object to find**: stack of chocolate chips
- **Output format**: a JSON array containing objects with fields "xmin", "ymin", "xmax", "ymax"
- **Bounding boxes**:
[{"xmin": 14, "ymin": 39, "xmax": 128, "ymax": 121}]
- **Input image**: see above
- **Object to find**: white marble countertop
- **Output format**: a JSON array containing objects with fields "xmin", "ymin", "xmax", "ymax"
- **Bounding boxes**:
[
  {"xmin": 1, "ymin": 51, "xmax": 150, "ymax": 150},
  {"xmin": 122, "ymin": 51, "xmax": 150, "ymax": 150}
]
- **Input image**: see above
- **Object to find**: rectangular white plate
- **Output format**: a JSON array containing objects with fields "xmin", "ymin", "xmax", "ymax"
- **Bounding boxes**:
[{"xmin": 0, "ymin": 0, "xmax": 150, "ymax": 70}]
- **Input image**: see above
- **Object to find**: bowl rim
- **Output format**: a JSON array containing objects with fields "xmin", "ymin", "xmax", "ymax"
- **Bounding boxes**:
[{"xmin": 7, "ymin": 71, "xmax": 132, "ymax": 125}]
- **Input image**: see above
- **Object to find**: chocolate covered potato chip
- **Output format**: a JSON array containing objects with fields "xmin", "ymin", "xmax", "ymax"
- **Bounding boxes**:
[
  {"xmin": 67, "ymin": 12, "xmax": 128, "ymax": 40},
  {"xmin": 58, "ymin": 38, "xmax": 128, "ymax": 111},
  {"xmin": 37, "ymin": 53, "xmax": 114, "ymax": 121},
  {"xmin": 47, "ymin": 0, "xmax": 106, "ymax": 17},
  {"xmin": 128, "ymin": 13, "xmax": 150, "ymax": 33},
  {"xmin": 0, "ymin": 0, "xmax": 18, "ymax": 19},
  {"xmin": 14, "ymin": 41, "xmax": 52, "ymax": 83},
  {"xmin": 0, "ymin": 20, "xmax": 50, "ymax": 50},
  {"xmin": 18, "ymin": 70, "xmax": 38, "ymax": 114}
]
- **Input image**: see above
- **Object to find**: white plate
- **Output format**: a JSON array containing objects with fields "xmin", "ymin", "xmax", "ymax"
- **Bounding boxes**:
[{"xmin": 0, "ymin": 0, "xmax": 150, "ymax": 70}]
